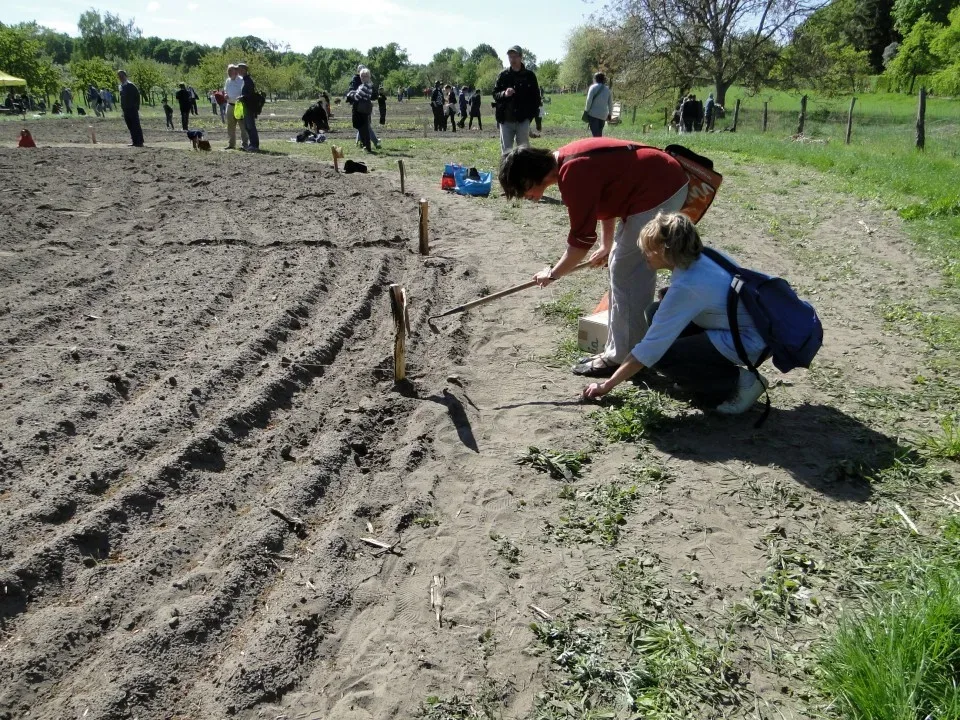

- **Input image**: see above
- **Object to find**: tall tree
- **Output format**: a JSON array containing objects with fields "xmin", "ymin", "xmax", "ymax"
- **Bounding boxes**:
[
  {"xmin": 605, "ymin": 0, "xmax": 826, "ymax": 105},
  {"xmin": 893, "ymin": 0, "xmax": 957, "ymax": 33},
  {"xmin": 0, "ymin": 23, "xmax": 60, "ymax": 92},
  {"xmin": 365, "ymin": 43, "xmax": 409, "ymax": 83},
  {"xmin": 77, "ymin": 9, "xmax": 141, "ymax": 60},
  {"xmin": 469, "ymin": 43, "xmax": 500, "ymax": 64}
]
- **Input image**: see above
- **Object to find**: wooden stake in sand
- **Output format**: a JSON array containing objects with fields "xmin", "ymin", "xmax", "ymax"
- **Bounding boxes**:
[
  {"xmin": 331, "ymin": 144, "xmax": 344, "ymax": 172},
  {"xmin": 418, "ymin": 198, "xmax": 429, "ymax": 256},
  {"xmin": 88, "ymin": 125, "xmax": 96, "ymax": 144},
  {"xmin": 388, "ymin": 284, "xmax": 410, "ymax": 382},
  {"xmin": 430, "ymin": 575, "xmax": 445, "ymax": 626},
  {"xmin": 398, "ymin": 159, "xmax": 406, "ymax": 194}
]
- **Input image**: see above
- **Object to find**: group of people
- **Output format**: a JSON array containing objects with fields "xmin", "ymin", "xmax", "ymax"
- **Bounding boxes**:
[
  {"xmin": 111, "ymin": 61, "xmax": 261, "ymax": 151},
  {"xmin": 498, "ymin": 137, "xmax": 771, "ymax": 415},
  {"xmin": 673, "ymin": 93, "xmax": 717, "ymax": 133},
  {"xmin": 429, "ymin": 82, "xmax": 483, "ymax": 132}
]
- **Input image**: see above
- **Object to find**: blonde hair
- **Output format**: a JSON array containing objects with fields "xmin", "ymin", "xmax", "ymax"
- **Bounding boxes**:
[{"xmin": 639, "ymin": 212, "xmax": 702, "ymax": 268}]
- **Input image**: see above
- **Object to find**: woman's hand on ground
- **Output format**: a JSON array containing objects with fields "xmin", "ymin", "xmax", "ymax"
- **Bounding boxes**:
[
  {"xmin": 581, "ymin": 382, "xmax": 609, "ymax": 400},
  {"xmin": 533, "ymin": 267, "xmax": 555, "ymax": 287},
  {"xmin": 588, "ymin": 245, "xmax": 610, "ymax": 268}
]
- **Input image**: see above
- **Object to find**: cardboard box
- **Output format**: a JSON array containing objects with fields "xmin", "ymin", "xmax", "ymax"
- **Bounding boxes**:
[{"xmin": 577, "ymin": 311, "xmax": 608, "ymax": 354}]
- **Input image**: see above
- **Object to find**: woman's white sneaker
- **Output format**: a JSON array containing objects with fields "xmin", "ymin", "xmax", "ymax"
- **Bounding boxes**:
[{"xmin": 716, "ymin": 369, "xmax": 769, "ymax": 415}]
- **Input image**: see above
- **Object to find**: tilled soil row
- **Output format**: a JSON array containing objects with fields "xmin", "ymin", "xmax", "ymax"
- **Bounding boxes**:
[{"xmin": 0, "ymin": 147, "xmax": 466, "ymax": 719}]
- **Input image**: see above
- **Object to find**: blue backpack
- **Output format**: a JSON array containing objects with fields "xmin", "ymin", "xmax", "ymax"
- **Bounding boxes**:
[{"xmin": 701, "ymin": 248, "xmax": 824, "ymax": 423}]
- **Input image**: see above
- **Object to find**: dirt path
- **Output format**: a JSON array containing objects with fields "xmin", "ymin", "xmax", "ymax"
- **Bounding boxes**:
[{"xmin": 1, "ymin": 140, "xmax": 956, "ymax": 720}]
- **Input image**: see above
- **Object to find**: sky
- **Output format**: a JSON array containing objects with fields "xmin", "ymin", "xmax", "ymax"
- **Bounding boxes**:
[{"xmin": 5, "ymin": 0, "xmax": 601, "ymax": 63}]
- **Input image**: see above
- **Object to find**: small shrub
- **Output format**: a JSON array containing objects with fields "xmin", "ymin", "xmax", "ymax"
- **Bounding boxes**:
[
  {"xmin": 592, "ymin": 387, "xmax": 668, "ymax": 443},
  {"xmin": 517, "ymin": 446, "xmax": 591, "ymax": 480}
]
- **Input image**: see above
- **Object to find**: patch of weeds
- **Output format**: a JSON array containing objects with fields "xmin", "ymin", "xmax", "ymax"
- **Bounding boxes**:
[
  {"xmin": 881, "ymin": 300, "xmax": 960, "ymax": 356},
  {"xmin": 591, "ymin": 387, "xmax": 670, "ymax": 443},
  {"xmin": 413, "ymin": 514, "xmax": 441, "ymax": 528},
  {"xmin": 536, "ymin": 290, "xmax": 583, "ymax": 329},
  {"xmin": 863, "ymin": 450, "xmax": 951, "ymax": 499},
  {"xmin": 517, "ymin": 446, "xmax": 591, "ymax": 481},
  {"xmin": 551, "ymin": 335, "xmax": 582, "ymax": 364},
  {"xmin": 917, "ymin": 413, "xmax": 960, "ymax": 460},
  {"xmin": 529, "ymin": 557, "xmax": 747, "ymax": 719},
  {"xmin": 420, "ymin": 678, "xmax": 512, "ymax": 720},
  {"xmin": 818, "ymin": 562, "xmax": 960, "ymax": 720},
  {"xmin": 623, "ymin": 461, "xmax": 673, "ymax": 491},
  {"xmin": 747, "ymin": 538, "xmax": 826, "ymax": 623},
  {"xmin": 547, "ymin": 482, "xmax": 640, "ymax": 547},
  {"xmin": 489, "ymin": 532, "xmax": 520, "ymax": 566}
]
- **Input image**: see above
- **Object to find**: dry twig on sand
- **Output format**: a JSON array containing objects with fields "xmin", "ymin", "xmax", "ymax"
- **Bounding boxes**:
[{"xmin": 430, "ymin": 575, "xmax": 445, "ymax": 626}]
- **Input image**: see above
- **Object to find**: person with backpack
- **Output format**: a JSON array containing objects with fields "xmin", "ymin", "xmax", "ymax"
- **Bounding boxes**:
[
  {"xmin": 236, "ymin": 62, "xmax": 260, "ymax": 152},
  {"xmin": 581, "ymin": 212, "xmax": 769, "ymax": 414},
  {"xmin": 498, "ymin": 138, "xmax": 692, "ymax": 378}
]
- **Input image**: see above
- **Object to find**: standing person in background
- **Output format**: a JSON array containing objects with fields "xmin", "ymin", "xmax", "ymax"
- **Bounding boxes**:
[
  {"xmin": 175, "ymin": 82, "xmax": 192, "ymax": 131},
  {"xmin": 236, "ymin": 62, "xmax": 260, "ymax": 152},
  {"xmin": 224, "ymin": 65, "xmax": 248, "ymax": 149},
  {"xmin": 531, "ymin": 87, "xmax": 545, "ymax": 138},
  {"xmin": 430, "ymin": 80, "xmax": 444, "ymax": 132},
  {"xmin": 209, "ymin": 91, "xmax": 218, "ymax": 115},
  {"xmin": 188, "ymin": 86, "xmax": 199, "ymax": 115},
  {"xmin": 320, "ymin": 91, "xmax": 332, "ymax": 119},
  {"xmin": 445, "ymin": 85, "xmax": 458, "ymax": 133},
  {"xmin": 117, "ymin": 70, "xmax": 144, "ymax": 147},
  {"xmin": 458, "ymin": 86, "xmax": 468, "ymax": 128},
  {"xmin": 584, "ymin": 72, "xmax": 613, "ymax": 138},
  {"xmin": 469, "ymin": 88, "xmax": 482, "ymax": 130},
  {"xmin": 214, "ymin": 87, "xmax": 227, "ymax": 123},
  {"xmin": 704, "ymin": 93, "xmax": 715, "ymax": 131},
  {"xmin": 347, "ymin": 68, "xmax": 375, "ymax": 152},
  {"xmin": 377, "ymin": 86, "xmax": 387, "ymax": 125},
  {"xmin": 493, "ymin": 45, "xmax": 540, "ymax": 154},
  {"xmin": 680, "ymin": 94, "xmax": 696, "ymax": 133},
  {"xmin": 60, "ymin": 87, "xmax": 73, "ymax": 114},
  {"xmin": 163, "ymin": 99, "xmax": 175, "ymax": 130},
  {"xmin": 102, "ymin": 88, "xmax": 114, "ymax": 111}
]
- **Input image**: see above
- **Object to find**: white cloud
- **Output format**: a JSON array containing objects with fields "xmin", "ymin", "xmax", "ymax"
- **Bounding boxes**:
[
  {"xmin": 146, "ymin": 1, "xmax": 160, "ymax": 11},
  {"xmin": 186, "ymin": 2, "xmax": 198, "ymax": 10}
]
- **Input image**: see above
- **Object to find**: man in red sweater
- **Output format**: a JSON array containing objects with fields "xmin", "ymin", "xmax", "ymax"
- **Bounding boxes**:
[{"xmin": 499, "ymin": 138, "xmax": 690, "ymax": 377}]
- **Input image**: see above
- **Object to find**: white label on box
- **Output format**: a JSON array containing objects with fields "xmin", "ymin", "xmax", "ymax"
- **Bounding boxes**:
[{"xmin": 577, "ymin": 311, "xmax": 608, "ymax": 353}]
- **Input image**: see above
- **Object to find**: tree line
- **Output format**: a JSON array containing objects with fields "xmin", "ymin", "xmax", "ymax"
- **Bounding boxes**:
[{"xmin": 0, "ymin": 10, "xmax": 561, "ymax": 107}]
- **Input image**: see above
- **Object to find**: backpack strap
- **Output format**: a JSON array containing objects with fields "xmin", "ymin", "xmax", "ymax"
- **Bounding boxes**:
[
  {"xmin": 561, "ymin": 143, "xmax": 642, "ymax": 163},
  {"xmin": 701, "ymin": 247, "xmax": 771, "ymax": 427}
]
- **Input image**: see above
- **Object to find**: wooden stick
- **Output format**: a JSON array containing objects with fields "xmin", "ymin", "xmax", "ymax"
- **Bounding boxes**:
[
  {"xmin": 797, "ymin": 94, "xmax": 807, "ymax": 136},
  {"xmin": 88, "ymin": 125, "xmax": 96, "ymax": 144},
  {"xmin": 894, "ymin": 504, "xmax": 920, "ymax": 535},
  {"xmin": 389, "ymin": 284, "xmax": 408, "ymax": 382},
  {"xmin": 762, "ymin": 101, "xmax": 768, "ymax": 132},
  {"xmin": 331, "ymin": 144, "xmax": 343, "ymax": 172},
  {"xmin": 418, "ymin": 198, "xmax": 429, "ymax": 255},
  {"xmin": 429, "ymin": 260, "xmax": 592, "ymax": 319},
  {"xmin": 845, "ymin": 97, "xmax": 856, "ymax": 145},
  {"xmin": 916, "ymin": 87, "xmax": 926, "ymax": 151},
  {"xmin": 398, "ymin": 159, "xmax": 405, "ymax": 194},
  {"xmin": 731, "ymin": 99, "xmax": 741, "ymax": 132}
]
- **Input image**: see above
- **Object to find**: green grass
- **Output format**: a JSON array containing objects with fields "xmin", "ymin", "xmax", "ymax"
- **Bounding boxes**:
[
  {"xmin": 918, "ymin": 414, "xmax": 960, "ymax": 461},
  {"xmin": 536, "ymin": 290, "xmax": 584, "ymax": 329},
  {"xmin": 818, "ymin": 562, "xmax": 960, "ymax": 720}
]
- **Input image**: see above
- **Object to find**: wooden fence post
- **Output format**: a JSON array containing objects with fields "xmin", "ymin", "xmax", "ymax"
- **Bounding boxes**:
[
  {"xmin": 398, "ymin": 160, "xmax": 405, "ymax": 194},
  {"xmin": 631, "ymin": 106, "xmax": 637, "ymax": 125},
  {"xmin": 916, "ymin": 87, "xmax": 926, "ymax": 151},
  {"xmin": 845, "ymin": 97, "xmax": 856, "ymax": 145},
  {"xmin": 418, "ymin": 199, "xmax": 429, "ymax": 255},
  {"xmin": 797, "ymin": 94, "xmax": 807, "ymax": 135},
  {"xmin": 388, "ymin": 285, "xmax": 409, "ymax": 383},
  {"xmin": 731, "ymin": 99, "xmax": 741, "ymax": 132},
  {"xmin": 762, "ymin": 102, "xmax": 768, "ymax": 132},
  {"xmin": 664, "ymin": 107, "xmax": 669, "ymax": 127}
]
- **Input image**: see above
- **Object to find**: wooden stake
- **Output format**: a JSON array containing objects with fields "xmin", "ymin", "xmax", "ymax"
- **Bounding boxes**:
[
  {"xmin": 731, "ymin": 99, "xmax": 741, "ymax": 132},
  {"xmin": 88, "ymin": 125, "xmax": 96, "ymax": 144},
  {"xmin": 631, "ymin": 106, "xmax": 637, "ymax": 125},
  {"xmin": 916, "ymin": 87, "xmax": 926, "ymax": 151},
  {"xmin": 398, "ymin": 159, "xmax": 405, "ymax": 194},
  {"xmin": 845, "ymin": 97, "xmax": 856, "ymax": 145},
  {"xmin": 331, "ymin": 144, "xmax": 344, "ymax": 172},
  {"xmin": 762, "ymin": 101, "xmax": 768, "ymax": 132},
  {"xmin": 663, "ymin": 106, "xmax": 668, "ymax": 127},
  {"xmin": 418, "ymin": 198, "xmax": 429, "ymax": 256},
  {"xmin": 388, "ymin": 284, "xmax": 409, "ymax": 383},
  {"xmin": 797, "ymin": 94, "xmax": 807, "ymax": 136}
]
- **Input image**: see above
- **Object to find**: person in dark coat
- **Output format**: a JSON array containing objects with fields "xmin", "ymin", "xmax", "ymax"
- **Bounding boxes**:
[
  {"xmin": 117, "ymin": 70, "xmax": 144, "ymax": 147},
  {"xmin": 469, "ymin": 89, "xmax": 482, "ymax": 130},
  {"xmin": 492, "ymin": 45, "xmax": 540, "ymax": 154},
  {"xmin": 430, "ymin": 81, "xmax": 444, "ymax": 132},
  {"xmin": 377, "ymin": 86, "xmax": 387, "ymax": 125},
  {"xmin": 175, "ymin": 83, "xmax": 192, "ymax": 131},
  {"xmin": 236, "ymin": 62, "xmax": 260, "ymax": 152}
]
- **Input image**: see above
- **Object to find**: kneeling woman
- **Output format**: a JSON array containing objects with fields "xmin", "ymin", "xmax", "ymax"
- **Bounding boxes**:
[{"xmin": 582, "ymin": 213, "xmax": 768, "ymax": 414}]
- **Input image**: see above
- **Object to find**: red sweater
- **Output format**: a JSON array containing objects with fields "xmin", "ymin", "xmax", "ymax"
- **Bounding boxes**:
[{"xmin": 556, "ymin": 138, "xmax": 688, "ymax": 250}]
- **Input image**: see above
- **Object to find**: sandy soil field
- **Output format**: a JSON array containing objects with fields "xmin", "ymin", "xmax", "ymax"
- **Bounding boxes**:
[{"xmin": 1, "ymin": 115, "xmax": 956, "ymax": 720}]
